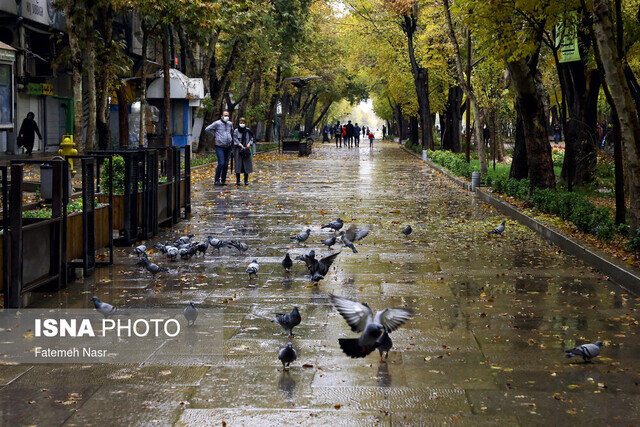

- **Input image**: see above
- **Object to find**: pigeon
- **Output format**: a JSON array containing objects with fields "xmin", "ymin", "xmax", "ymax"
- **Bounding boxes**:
[
  {"xmin": 278, "ymin": 343, "xmax": 297, "ymax": 369},
  {"xmin": 176, "ymin": 234, "xmax": 195, "ymax": 246},
  {"xmin": 291, "ymin": 228, "xmax": 311, "ymax": 243},
  {"xmin": 310, "ymin": 272, "xmax": 325, "ymax": 283},
  {"xmin": 184, "ymin": 302, "xmax": 198, "ymax": 326},
  {"xmin": 195, "ymin": 241, "xmax": 209, "ymax": 256},
  {"xmin": 488, "ymin": 220, "xmax": 506, "ymax": 236},
  {"xmin": 330, "ymin": 294, "xmax": 413, "ymax": 358},
  {"xmin": 228, "ymin": 240, "xmax": 249, "ymax": 253},
  {"xmin": 91, "ymin": 296, "xmax": 128, "ymax": 318},
  {"xmin": 282, "ymin": 253, "xmax": 293, "ymax": 271},
  {"xmin": 377, "ymin": 332, "xmax": 393, "ymax": 361},
  {"xmin": 339, "ymin": 231, "xmax": 358, "ymax": 253},
  {"xmin": 309, "ymin": 252, "xmax": 340, "ymax": 278},
  {"xmin": 166, "ymin": 246, "xmax": 179, "ymax": 260},
  {"xmin": 246, "ymin": 259, "xmax": 259, "ymax": 278},
  {"xmin": 295, "ymin": 250, "xmax": 316, "ymax": 270},
  {"xmin": 321, "ymin": 235, "xmax": 338, "ymax": 249},
  {"xmin": 275, "ymin": 306, "xmax": 301, "ymax": 338},
  {"xmin": 321, "ymin": 218, "xmax": 343, "ymax": 231},
  {"xmin": 344, "ymin": 225, "xmax": 371, "ymax": 242},
  {"xmin": 179, "ymin": 247, "xmax": 193, "ymax": 260},
  {"xmin": 565, "ymin": 341, "xmax": 603, "ymax": 362},
  {"xmin": 141, "ymin": 255, "xmax": 168, "ymax": 274},
  {"xmin": 155, "ymin": 243, "xmax": 167, "ymax": 254},
  {"xmin": 132, "ymin": 244, "xmax": 146, "ymax": 257},
  {"xmin": 401, "ymin": 225, "xmax": 412, "ymax": 236},
  {"xmin": 207, "ymin": 236, "xmax": 228, "ymax": 252}
]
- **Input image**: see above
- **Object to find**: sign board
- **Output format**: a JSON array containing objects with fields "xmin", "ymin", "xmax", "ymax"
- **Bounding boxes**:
[
  {"xmin": 276, "ymin": 102, "xmax": 282, "ymax": 115},
  {"xmin": 0, "ymin": 49, "xmax": 14, "ymax": 62},
  {"xmin": 27, "ymin": 82, "xmax": 54, "ymax": 96},
  {"xmin": 556, "ymin": 12, "xmax": 580, "ymax": 63},
  {"xmin": 18, "ymin": 0, "xmax": 66, "ymax": 30}
]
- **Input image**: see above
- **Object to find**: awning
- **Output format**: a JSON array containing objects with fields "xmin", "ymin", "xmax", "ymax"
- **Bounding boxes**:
[{"xmin": 146, "ymin": 69, "xmax": 204, "ymax": 100}]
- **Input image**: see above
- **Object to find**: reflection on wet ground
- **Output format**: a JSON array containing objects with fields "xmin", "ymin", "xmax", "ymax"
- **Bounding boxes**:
[{"xmin": 2, "ymin": 142, "xmax": 639, "ymax": 425}]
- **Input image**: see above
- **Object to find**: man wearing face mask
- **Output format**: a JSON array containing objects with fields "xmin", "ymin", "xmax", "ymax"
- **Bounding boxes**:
[{"xmin": 205, "ymin": 110, "xmax": 234, "ymax": 186}]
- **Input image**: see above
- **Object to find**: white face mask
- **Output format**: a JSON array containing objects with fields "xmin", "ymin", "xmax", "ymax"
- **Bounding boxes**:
[
  {"xmin": 239, "ymin": 123, "xmax": 246, "ymax": 128},
  {"xmin": 223, "ymin": 116, "xmax": 229, "ymax": 122}
]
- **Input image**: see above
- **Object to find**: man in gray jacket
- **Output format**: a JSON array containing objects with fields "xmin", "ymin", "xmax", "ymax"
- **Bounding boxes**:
[{"xmin": 205, "ymin": 110, "xmax": 234, "ymax": 185}]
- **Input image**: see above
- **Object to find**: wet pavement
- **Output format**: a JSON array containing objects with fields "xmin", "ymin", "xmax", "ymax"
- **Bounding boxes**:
[{"xmin": 3, "ymin": 141, "xmax": 640, "ymax": 425}]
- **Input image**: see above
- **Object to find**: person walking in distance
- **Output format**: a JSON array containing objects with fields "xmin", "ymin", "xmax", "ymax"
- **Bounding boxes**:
[
  {"xmin": 205, "ymin": 110, "xmax": 234, "ymax": 186},
  {"xmin": 334, "ymin": 122, "xmax": 342, "ymax": 148},
  {"xmin": 368, "ymin": 129, "xmax": 375, "ymax": 148},
  {"xmin": 341, "ymin": 124, "xmax": 347, "ymax": 147},
  {"xmin": 382, "ymin": 125, "xmax": 387, "ymax": 139},
  {"xmin": 353, "ymin": 123, "xmax": 361, "ymax": 147},
  {"xmin": 233, "ymin": 117, "xmax": 254, "ymax": 186},
  {"xmin": 17, "ymin": 112, "xmax": 42, "ymax": 156},
  {"xmin": 346, "ymin": 120, "xmax": 354, "ymax": 148}
]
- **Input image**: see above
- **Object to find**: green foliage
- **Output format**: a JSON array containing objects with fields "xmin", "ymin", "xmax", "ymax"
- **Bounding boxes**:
[
  {"xmin": 427, "ymin": 150, "xmax": 473, "ymax": 178},
  {"xmin": 552, "ymin": 150, "xmax": 564, "ymax": 168},
  {"xmin": 101, "ymin": 156, "xmax": 125, "ymax": 194},
  {"xmin": 191, "ymin": 153, "xmax": 218, "ymax": 167}
]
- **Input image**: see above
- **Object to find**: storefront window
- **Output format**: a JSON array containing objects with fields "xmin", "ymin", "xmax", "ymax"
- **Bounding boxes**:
[{"xmin": 0, "ymin": 64, "xmax": 12, "ymax": 125}]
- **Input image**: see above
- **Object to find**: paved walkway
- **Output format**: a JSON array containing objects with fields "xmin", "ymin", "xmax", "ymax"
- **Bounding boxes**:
[{"xmin": 2, "ymin": 141, "xmax": 639, "ymax": 425}]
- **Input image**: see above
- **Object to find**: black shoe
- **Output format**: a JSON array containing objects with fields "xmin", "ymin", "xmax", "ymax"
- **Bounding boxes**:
[
  {"xmin": 215, "ymin": 181, "xmax": 223, "ymax": 186},
  {"xmin": 236, "ymin": 181, "xmax": 241, "ymax": 186},
  {"xmin": 244, "ymin": 181, "xmax": 249, "ymax": 186}
]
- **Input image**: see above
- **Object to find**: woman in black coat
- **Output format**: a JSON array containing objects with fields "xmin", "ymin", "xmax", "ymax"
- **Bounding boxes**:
[
  {"xmin": 18, "ymin": 112, "xmax": 42, "ymax": 156},
  {"xmin": 232, "ymin": 117, "xmax": 254, "ymax": 185}
]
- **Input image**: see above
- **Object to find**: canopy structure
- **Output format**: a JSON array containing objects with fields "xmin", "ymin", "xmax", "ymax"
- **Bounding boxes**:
[{"xmin": 147, "ymin": 69, "xmax": 204, "ymax": 102}]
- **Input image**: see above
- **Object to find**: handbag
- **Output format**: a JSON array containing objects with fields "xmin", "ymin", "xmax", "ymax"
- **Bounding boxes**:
[
  {"xmin": 16, "ymin": 135, "xmax": 23, "ymax": 147},
  {"xmin": 240, "ymin": 147, "xmax": 251, "ymax": 159}
]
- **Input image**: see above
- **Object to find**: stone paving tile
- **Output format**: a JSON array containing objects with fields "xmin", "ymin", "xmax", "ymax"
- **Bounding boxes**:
[{"xmin": 6, "ymin": 142, "xmax": 640, "ymax": 425}]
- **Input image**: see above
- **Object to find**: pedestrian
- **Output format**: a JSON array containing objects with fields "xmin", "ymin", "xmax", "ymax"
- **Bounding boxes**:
[
  {"xmin": 353, "ymin": 123, "xmax": 361, "ymax": 147},
  {"xmin": 17, "ymin": 112, "xmax": 42, "ymax": 156},
  {"xmin": 553, "ymin": 121, "xmax": 561, "ymax": 145},
  {"xmin": 205, "ymin": 110, "xmax": 234, "ymax": 186},
  {"xmin": 232, "ymin": 117, "xmax": 254, "ymax": 186},
  {"xmin": 362, "ymin": 125, "xmax": 367, "ymax": 137},
  {"xmin": 382, "ymin": 125, "xmax": 386, "ymax": 139},
  {"xmin": 368, "ymin": 130, "xmax": 375, "ymax": 147},
  {"xmin": 483, "ymin": 125, "xmax": 491, "ymax": 147},
  {"xmin": 346, "ymin": 120, "xmax": 354, "ymax": 148},
  {"xmin": 335, "ymin": 122, "xmax": 342, "ymax": 147},
  {"xmin": 341, "ymin": 125, "xmax": 347, "ymax": 147},
  {"xmin": 322, "ymin": 125, "xmax": 329, "ymax": 143}
]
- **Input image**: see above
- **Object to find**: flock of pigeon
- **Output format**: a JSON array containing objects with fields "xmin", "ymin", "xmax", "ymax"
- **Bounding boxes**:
[{"xmin": 92, "ymin": 216, "xmax": 604, "ymax": 369}]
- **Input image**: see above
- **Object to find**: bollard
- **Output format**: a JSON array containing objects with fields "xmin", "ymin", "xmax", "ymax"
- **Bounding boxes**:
[
  {"xmin": 422, "ymin": 150, "xmax": 428, "ymax": 162},
  {"xmin": 471, "ymin": 171, "xmax": 481, "ymax": 191}
]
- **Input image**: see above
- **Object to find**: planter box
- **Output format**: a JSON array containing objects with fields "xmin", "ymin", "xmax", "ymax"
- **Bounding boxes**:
[
  {"xmin": 158, "ymin": 181, "xmax": 173, "ymax": 225},
  {"xmin": 66, "ymin": 205, "xmax": 110, "ymax": 261},
  {"xmin": 97, "ymin": 193, "xmax": 143, "ymax": 231}
]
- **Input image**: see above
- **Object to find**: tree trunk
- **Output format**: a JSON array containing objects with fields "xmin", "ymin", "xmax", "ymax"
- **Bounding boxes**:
[
  {"xmin": 496, "ymin": 108, "xmax": 505, "ymax": 161},
  {"xmin": 506, "ymin": 57, "xmax": 556, "ymax": 190},
  {"xmin": 116, "ymin": 85, "xmax": 129, "ymax": 148},
  {"xmin": 442, "ymin": 85, "xmax": 462, "ymax": 152},
  {"xmin": 612, "ymin": 111, "xmax": 626, "ymax": 224},
  {"xmin": 65, "ymin": 2, "xmax": 83, "ymax": 150},
  {"xmin": 264, "ymin": 66, "xmax": 281, "ymax": 143},
  {"xmin": 96, "ymin": 5, "xmax": 113, "ymax": 150},
  {"xmin": 442, "ymin": 0, "xmax": 487, "ymax": 173},
  {"xmin": 403, "ymin": 13, "xmax": 434, "ymax": 149},
  {"xmin": 510, "ymin": 100, "xmax": 529, "ymax": 180},
  {"xmin": 409, "ymin": 115, "xmax": 419, "ymax": 145},
  {"xmin": 162, "ymin": 32, "xmax": 171, "ymax": 147},
  {"xmin": 85, "ymin": 8, "xmax": 96, "ymax": 151},
  {"xmin": 139, "ymin": 28, "xmax": 149, "ymax": 147},
  {"xmin": 593, "ymin": 0, "xmax": 640, "ymax": 229}
]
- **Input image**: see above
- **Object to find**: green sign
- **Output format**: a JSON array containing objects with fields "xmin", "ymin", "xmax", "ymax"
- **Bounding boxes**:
[
  {"xmin": 556, "ymin": 13, "xmax": 580, "ymax": 63},
  {"xmin": 27, "ymin": 83, "xmax": 53, "ymax": 96}
]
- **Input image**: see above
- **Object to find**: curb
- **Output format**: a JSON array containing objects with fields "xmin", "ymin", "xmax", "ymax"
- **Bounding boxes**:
[{"xmin": 400, "ymin": 144, "xmax": 640, "ymax": 295}]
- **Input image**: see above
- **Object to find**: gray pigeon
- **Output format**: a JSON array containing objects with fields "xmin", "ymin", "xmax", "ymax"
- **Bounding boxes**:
[
  {"xmin": 184, "ymin": 302, "xmax": 198, "ymax": 326},
  {"xmin": 246, "ymin": 259, "xmax": 259, "ymax": 278},
  {"xmin": 330, "ymin": 294, "xmax": 413, "ymax": 358},
  {"xmin": 321, "ymin": 218, "xmax": 344, "ymax": 231},
  {"xmin": 295, "ymin": 250, "xmax": 316, "ymax": 270},
  {"xmin": 195, "ymin": 241, "xmax": 209, "ymax": 256},
  {"xmin": 565, "ymin": 341, "xmax": 603, "ymax": 362},
  {"xmin": 309, "ymin": 252, "xmax": 340, "ymax": 278},
  {"xmin": 401, "ymin": 225, "xmax": 412, "ymax": 236},
  {"xmin": 155, "ymin": 243, "xmax": 167, "ymax": 253},
  {"xmin": 141, "ymin": 255, "xmax": 168, "ymax": 274},
  {"xmin": 282, "ymin": 253, "xmax": 293, "ymax": 271},
  {"xmin": 207, "ymin": 236, "xmax": 229, "ymax": 252},
  {"xmin": 488, "ymin": 220, "xmax": 506, "ymax": 236},
  {"xmin": 132, "ymin": 244, "xmax": 146, "ymax": 257},
  {"xmin": 321, "ymin": 235, "xmax": 338, "ymax": 249},
  {"xmin": 339, "ymin": 231, "xmax": 358, "ymax": 253},
  {"xmin": 278, "ymin": 343, "xmax": 297, "ymax": 369},
  {"xmin": 179, "ymin": 247, "xmax": 193, "ymax": 260},
  {"xmin": 176, "ymin": 234, "xmax": 195, "ymax": 246},
  {"xmin": 166, "ymin": 246, "xmax": 179, "ymax": 260},
  {"xmin": 229, "ymin": 240, "xmax": 249, "ymax": 253},
  {"xmin": 345, "ymin": 225, "xmax": 371, "ymax": 242},
  {"xmin": 377, "ymin": 332, "xmax": 393, "ymax": 360},
  {"xmin": 91, "ymin": 296, "xmax": 129, "ymax": 318},
  {"xmin": 275, "ymin": 306, "xmax": 302, "ymax": 338},
  {"xmin": 291, "ymin": 229, "xmax": 311, "ymax": 243}
]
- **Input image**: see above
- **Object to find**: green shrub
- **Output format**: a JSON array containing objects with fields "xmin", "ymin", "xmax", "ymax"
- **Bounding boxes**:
[
  {"xmin": 626, "ymin": 232, "xmax": 640, "ymax": 254},
  {"xmin": 101, "ymin": 155, "xmax": 125, "ymax": 194}
]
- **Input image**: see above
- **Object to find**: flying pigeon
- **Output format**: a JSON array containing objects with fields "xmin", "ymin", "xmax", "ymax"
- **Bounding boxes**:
[
  {"xmin": 488, "ymin": 220, "xmax": 506, "ymax": 236},
  {"xmin": 246, "ymin": 259, "xmax": 259, "ymax": 278},
  {"xmin": 330, "ymin": 294, "xmax": 413, "ymax": 358},
  {"xmin": 321, "ymin": 235, "xmax": 338, "ymax": 249},
  {"xmin": 377, "ymin": 332, "xmax": 393, "ymax": 361},
  {"xmin": 275, "ymin": 306, "xmax": 301, "ymax": 338},
  {"xmin": 141, "ymin": 255, "xmax": 168, "ymax": 274},
  {"xmin": 278, "ymin": 343, "xmax": 297, "ymax": 369},
  {"xmin": 228, "ymin": 240, "xmax": 249, "ymax": 253},
  {"xmin": 344, "ymin": 225, "xmax": 371, "ymax": 242},
  {"xmin": 339, "ymin": 231, "xmax": 358, "ymax": 253},
  {"xmin": 91, "ymin": 296, "xmax": 129, "ymax": 318},
  {"xmin": 401, "ymin": 225, "xmax": 412, "ymax": 236},
  {"xmin": 291, "ymin": 229, "xmax": 311, "ymax": 243},
  {"xmin": 132, "ymin": 244, "xmax": 146, "ymax": 257},
  {"xmin": 321, "ymin": 218, "xmax": 344, "ymax": 232},
  {"xmin": 309, "ymin": 252, "xmax": 340, "ymax": 278},
  {"xmin": 282, "ymin": 253, "xmax": 293, "ymax": 271},
  {"xmin": 184, "ymin": 302, "xmax": 198, "ymax": 326},
  {"xmin": 565, "ymin": 341, "xmax": 603, "ymax": 362}
]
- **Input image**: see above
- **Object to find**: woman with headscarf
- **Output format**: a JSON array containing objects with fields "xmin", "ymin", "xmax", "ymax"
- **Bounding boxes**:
[
  {"xmin": 233, "ymin": 117, "xmax": 254, "ymax": 185},
  {"xmin": 18, "ymin": 112, "xmax": 42, "ymax": 156}
]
